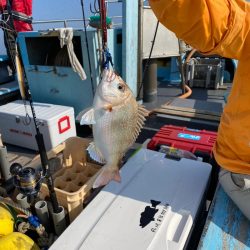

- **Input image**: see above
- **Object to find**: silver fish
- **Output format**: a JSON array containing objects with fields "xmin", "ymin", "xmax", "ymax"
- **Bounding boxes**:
[{"xmin": 80, "ymin": 69, "xmax": 149, "ymax": 188}]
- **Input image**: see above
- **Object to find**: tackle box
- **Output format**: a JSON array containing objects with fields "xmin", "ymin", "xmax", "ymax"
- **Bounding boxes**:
[
  {"xmin": 0, "ymin": 100, "xmax": 76, "ymax": 150},
  {"xmin": 147, "ymin": 125, "xmax": 217, "ymax": 161},
  {"xmin": 50, "ymin": 148, "xmax": 212, "ymax": 250}
]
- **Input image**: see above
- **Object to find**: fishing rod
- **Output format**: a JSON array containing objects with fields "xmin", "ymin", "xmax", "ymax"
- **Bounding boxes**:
[{"xmin": 14, "ymin": 48, "xmax": 60, "ymax": 213}]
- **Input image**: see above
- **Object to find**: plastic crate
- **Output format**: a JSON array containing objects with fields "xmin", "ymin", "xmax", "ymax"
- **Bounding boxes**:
[
  {"xmin": 147, "ymin": 125, "xmax": 217, "ymax": 161},
  {"xmin": 186, "ymin": 57, "xmax": 225, "ymax": 89},
  {"xmin": 39, "ymin": 137, "xmax": 101, "ymax": 222}
]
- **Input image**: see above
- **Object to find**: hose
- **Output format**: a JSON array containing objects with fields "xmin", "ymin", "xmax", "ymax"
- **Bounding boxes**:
[
  {"xmin": 178, "ymin": 84, "xmax": 192, "ymax": 99},
  {"xmin": 177, "ymin": 48, "xmax": 197, "ymax": 99},
  {"xmin": 185, "ymin": 48, "xmax": 197, "ymax": 63}
]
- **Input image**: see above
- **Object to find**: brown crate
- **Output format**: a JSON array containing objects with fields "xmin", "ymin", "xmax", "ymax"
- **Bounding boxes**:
[{"xmin": 39, "ymin": 137, "xmax": 102, "ymax": 222}]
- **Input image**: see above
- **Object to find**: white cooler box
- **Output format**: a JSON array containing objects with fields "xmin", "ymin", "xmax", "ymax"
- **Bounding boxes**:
[
  {"xmin": 51, "ymin": 148, "xmax": 212, "ymax": 250},
  {"xmin": 0, "ymin": 100, "xmax": 76, "ymax": 151}
]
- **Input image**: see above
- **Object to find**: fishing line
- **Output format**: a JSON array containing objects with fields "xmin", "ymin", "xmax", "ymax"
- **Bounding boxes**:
[
  {"xmin": 80, "ymin": 0, "xmax": 95, "ymax": 97},
  {"xmin": 137, "ymin": 20, "xmax": 159, "ymax": 100}
]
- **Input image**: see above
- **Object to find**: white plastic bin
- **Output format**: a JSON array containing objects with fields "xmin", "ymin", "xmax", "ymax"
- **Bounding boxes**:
[
  {"xmin": 50, "ymin": 148, "xmax": 212, "ymax": 250},
  {"xmin": 0, "ymin": 100, "xmax": 76, "ymax": 150}
]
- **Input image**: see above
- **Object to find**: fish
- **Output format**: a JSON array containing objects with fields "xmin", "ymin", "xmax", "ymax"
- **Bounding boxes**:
[{"xmin": 79, "ymin": 69, "xmax": 149, "ymax": 188}]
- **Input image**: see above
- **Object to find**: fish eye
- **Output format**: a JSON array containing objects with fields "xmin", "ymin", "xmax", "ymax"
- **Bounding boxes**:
[{"xmin": 117, "ymin": 84, "xmax": 125, "ymax": 92}]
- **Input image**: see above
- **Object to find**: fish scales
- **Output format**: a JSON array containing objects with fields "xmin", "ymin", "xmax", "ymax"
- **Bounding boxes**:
[{"xmin": 80, "ymin": 69, "xmax": 149, "ymax": 188}]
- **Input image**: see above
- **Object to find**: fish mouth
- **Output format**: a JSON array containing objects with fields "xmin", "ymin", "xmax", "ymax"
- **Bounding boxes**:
[{"xmin": 103, "ymin": 93, "xmax": 117, "ymax": 97}]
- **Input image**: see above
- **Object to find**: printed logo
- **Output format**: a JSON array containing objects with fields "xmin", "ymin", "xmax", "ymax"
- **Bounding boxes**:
[
  {"xmin": 178, "ymin": 133, "xmax": 201, "ymax": 141},
  {"xmin": 139, "ymin": 200, "xmax": 161, "ymax": 228},
  {"xmin": 151, "ymin": 203, "xmax": 169, "ymax": 232}
]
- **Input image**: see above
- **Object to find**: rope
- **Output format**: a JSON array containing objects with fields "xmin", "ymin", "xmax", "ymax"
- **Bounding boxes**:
[
  {"xmin": 0, "ymin": 197, "xmax": 48, "ymax": 238},
  {"xmin": 0, "ymin": 197, "xmax": 31, "ymax": 216},
  {"xmin": 34, "ymin": 224, "xmax": 47, "ymax": 237},
  {"xmin": 17, "ymin": 221, "xmax": 30, "ymax": 233},
  {"xmin": 18, "ymin": 221, "xmax": 50, "ymax": 248}
]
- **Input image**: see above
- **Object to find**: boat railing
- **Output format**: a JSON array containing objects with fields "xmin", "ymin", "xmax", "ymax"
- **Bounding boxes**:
[
  {"xmin": 32, "ymin": 0, "xmax": 123, "ymax": 30},
  {"xmin": 32, "ymin": 16, "xmax": 122, "ymax": 30}
]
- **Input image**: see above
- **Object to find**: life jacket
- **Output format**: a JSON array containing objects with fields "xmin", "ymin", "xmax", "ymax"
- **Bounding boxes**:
[
  {"xmin": 0, "ymin": 0, "xmax": 6, "ymax": 11},
  {"xmin": 1, "ymin": 0, "xmax": 33, "ymax": 32}
]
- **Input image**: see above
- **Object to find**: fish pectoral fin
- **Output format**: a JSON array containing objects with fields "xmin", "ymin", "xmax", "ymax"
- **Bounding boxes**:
[
  {"xmin": 93, "ymin": 166, "xmax": 121, "ymax": 189},
  {"xmin": 104, "ymin": 104, "xmax": 113, "ymax": 112},
  {"xmin": 87, "ymin": 142, "xmax": 105, "ymax": 164},
  {"xmin": 79, "ymin": 108, "xmax": 96, "ymax": 125},
  {"xmin": 131, "ymin": 104, "xmax": 150, "ymax": 141}
]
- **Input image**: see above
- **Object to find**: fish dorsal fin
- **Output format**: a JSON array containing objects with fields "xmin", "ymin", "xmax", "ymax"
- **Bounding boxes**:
[
  {"xmin": 87, "ymin": 142, "xmax": 106, "ymax": 164},
  {"xmin": 80, "ymin": 108, "xmax": 96, "ymax": 125},
  {"xmin": 132, "ymin": 105, "xmax": 149, "ymax": 141}
]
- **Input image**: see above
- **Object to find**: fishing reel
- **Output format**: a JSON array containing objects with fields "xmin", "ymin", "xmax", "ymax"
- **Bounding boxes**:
[{"xmin": 10, "ymin": 163, "xmax": 44, "ymax": 199}]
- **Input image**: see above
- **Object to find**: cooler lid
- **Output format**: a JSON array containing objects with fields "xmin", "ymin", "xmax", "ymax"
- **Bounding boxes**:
[
  {"xmin": 0, "ymin": 100, "xmax": 74, "ymax": 125},
  {"xmin": 51, "ymin": 149, "xmax": 212, "ymax": 250}
]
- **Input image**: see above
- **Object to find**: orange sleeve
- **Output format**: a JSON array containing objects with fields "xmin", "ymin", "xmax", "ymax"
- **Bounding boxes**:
[{"xmin": 149, "ymin": 0, "xmax": 248, "ymax": 59}]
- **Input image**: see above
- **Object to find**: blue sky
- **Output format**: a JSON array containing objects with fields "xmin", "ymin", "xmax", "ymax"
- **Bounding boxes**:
[{"xmin": 0, "ymin": 0, "xmax": 122, "ymax": 54}]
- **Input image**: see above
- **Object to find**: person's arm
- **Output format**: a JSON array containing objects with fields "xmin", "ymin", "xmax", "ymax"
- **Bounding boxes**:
[{"xmin": 149, "ymin": 0, "xmax": 249, "ymax": 60}]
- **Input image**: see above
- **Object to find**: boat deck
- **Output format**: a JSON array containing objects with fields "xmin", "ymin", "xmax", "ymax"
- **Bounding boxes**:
[
  {"xmin": 138, "ymin": 83, "xmax": 229, "ymax": 144},
  {"xmin": 198, "ymin": 185, "xmax": 250, "ymax": 250},
  {"xmin": 3, "ymin": 82, "xmax": 249, "ymax": 250}
]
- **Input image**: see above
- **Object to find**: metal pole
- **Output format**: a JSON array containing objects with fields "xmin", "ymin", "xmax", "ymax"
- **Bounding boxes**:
[
  {"xmin": 143, "ymin": 58, "xmax": 157, "ymax": 102},
  {"xmin": 178, "ymin": 40, "xmax": 186, "ymax": 94},
  {"xmin": 137, "ymin": 0, "xmax": 144, "ymax": 100}
]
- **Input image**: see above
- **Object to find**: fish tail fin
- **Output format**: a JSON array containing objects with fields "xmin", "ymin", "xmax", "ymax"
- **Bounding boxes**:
[{"xmin": 93, "ymin": 165, "xmax": 121, "ymax": 189}]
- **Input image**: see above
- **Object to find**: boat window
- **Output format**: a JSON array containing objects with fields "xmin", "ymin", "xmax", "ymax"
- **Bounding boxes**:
[{"xmin": 25, "ymin": 36, "xmax": 83, "ymax": 67}]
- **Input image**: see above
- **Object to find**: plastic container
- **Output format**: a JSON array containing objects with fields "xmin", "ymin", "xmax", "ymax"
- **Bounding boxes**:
[
  {"xmin": 158, "ymin": 145, "xmax": 198, "ymax": 161},
  {"xmin": 39, "ymin": 137, "xmax": 101, "ymax": 222},
  {"xmin": 50, "ymin": 148, "xmax": 212, "ymax": 250},
  {"xmin": 0, "ymin": 100, "xmax": 76, "ymax": 150},
  {"xmin": 147, "ymin": 125, "xmax": 217, "ymax": 162}
]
